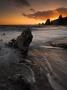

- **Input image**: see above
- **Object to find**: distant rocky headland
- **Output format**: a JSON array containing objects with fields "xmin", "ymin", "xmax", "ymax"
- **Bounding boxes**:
[
  {"xmin": 0, "ymin": 15, "xmax": 67, "ymax": 28},
  {"xmin": 39, "ymin": 15, "xmax": 67, "ymax": 26}
]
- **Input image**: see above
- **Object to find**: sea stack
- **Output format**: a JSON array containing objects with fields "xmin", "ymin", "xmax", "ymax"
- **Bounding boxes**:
[{"xmin": 16, "ymin": 28, "xmax": 33, "ymax": 56}]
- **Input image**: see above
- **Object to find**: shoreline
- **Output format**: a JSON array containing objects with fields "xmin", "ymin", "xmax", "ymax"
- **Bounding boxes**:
[{"xmin": 0, "ymin": 28, "xmax": 67, "ymax": 90}]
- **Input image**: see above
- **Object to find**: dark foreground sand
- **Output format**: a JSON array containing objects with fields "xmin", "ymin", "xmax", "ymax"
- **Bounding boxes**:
[
  {"xmin": 0, "ymin": 38, "xmax": 67, "ymax": 90},
  {"xmin": 29, "ymin": 37, "xmax": 67, "ymax": 90},
  {"xmin": 46, "ymin": 38, "xmax": 67, "ymax": 89}
]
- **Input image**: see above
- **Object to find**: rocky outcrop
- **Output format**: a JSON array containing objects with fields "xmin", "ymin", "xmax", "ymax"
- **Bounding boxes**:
[
  {"xmin": 51, "ymin": 15, "xmax": 67, "ymax": 25},
  {"xmin": 45, "ymin": 19, "xmax": 51, "ymax": 25},
  {"xmin": 8, "ymin": 28, "xmax": 33, "ymax": 56},
  {"xmin": 7, "ymin": 39, "xmax": 17, "ymax": 48},
  {"xmin": 51, "ymin": 43, "xmax": 67, "ymax": 49},
  {"xmin": 44, "ymin": 15, "xmax": 67, "ymax": 25},
  {"xmin": 16, "ymin": 28, "xmax": 33, "ymax": 55}
]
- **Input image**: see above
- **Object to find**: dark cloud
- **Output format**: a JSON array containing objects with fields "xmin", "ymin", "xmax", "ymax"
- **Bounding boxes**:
[
  {"xmin": 23, "ymin": 7, "xmax": 67, "ymax": 20},
  {"xmin": 23, "ymin": 10, "xmax": 56, "ymax": 19},
  {"xmin": 29, "ymin": 0, "xmax": 67, "ymax": 11},
  {"xmin": 15, "ymin": 0, "xmax": 30, "ymax": 7},
  {"xmin": 0, "ymin": 0, "xmax": 15, "ymax": 13},
  {"xmin": 0, "ymin": 0, "xmax": 30, "ymax": 11},
  {"xmin": 30, "ymin": 8, "xmax": 35, "ymax": 12},
  {"xmin": 56, "ymin": 7, "xmax": 67, "ymax": 15},
  {"xmin": 0, "ymin": 0, "xmax": 67, "ymax": 17}
]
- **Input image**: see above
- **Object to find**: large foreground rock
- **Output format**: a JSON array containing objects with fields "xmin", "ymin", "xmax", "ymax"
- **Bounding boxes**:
[
  {"xmin": 16, "ymin": 28, "xmax": 33, "ymax": 55},
  {"xmin": 8, "ymin": 28, "xmax": 33, "ymax": 56}
]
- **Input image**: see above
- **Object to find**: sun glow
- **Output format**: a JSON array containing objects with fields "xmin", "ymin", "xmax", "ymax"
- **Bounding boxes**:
[
  {"xmin": 0, "ymin": 13, "xmax": 67, "ymax": 25},
  {"xmin": 0, "ymin": 16, "xmax": 42, "ymax": 25}
]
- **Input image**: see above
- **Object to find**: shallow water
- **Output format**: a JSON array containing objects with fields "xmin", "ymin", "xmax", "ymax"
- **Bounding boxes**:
[{"xmin": 0, "ymin": 26, "xmax": 67, "ymax": 43}]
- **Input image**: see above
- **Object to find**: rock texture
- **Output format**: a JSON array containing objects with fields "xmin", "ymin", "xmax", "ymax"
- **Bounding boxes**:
[
  {"xmin": 16, "ymin": 28, "xmax": 33, "ymax": 55},
  {"xmin": 8, "ymin": 28, "xmax": 33, "ymax": 56},
  {"xmin": 45, "ymin": 19, "xmax": 51, "ymax": 25},
  {"xmin": 44, "ymin": 15, "xmax": 67, "ymax": 25}
]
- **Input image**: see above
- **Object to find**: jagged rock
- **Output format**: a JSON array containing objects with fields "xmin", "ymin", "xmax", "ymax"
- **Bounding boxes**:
[
  {"xmin": 8, "ymin": 39, "xmax": 17, "ymax": 48},
  {"xmin": 45, "ymin": 19, "xmax": 51, "ymax": 25},
  {"xmin": 16, "ymin": 28, "xmax": 33, "ymax": 55},
  {"xmin": 8, "ymin": 28, "xmax": 33, "ymax": 56},
  {"xmin": 51, "ymin": 15, "xmax": 67, "ymax": 25},
  {"xmin": 43, "ymin": 15, "xmax": 67, "ymax": 25}
]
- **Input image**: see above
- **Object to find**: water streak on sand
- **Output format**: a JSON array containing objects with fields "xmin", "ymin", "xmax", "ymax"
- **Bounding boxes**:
[
  {"xmin": 0, "ymin": 26, "xmax": 67, "ymax": 90},
  {"xmin": 30, "ymin": 49, "xmax": 66, "ymax": 90}
]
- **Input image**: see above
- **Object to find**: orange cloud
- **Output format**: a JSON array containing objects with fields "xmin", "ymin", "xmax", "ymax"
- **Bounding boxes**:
[
  {"xmin": 15, "ymin": 0, "xmax": 30, "ymax": 7},
  {"xmin": 23, "ymin": 7, "xmax": 67, "ymax": 20},
  {"xmin": 56, "ymin": 8, "xmax": 67, "ymax": 16}
]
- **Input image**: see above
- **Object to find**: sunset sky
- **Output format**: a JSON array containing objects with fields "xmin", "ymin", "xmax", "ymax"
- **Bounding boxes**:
[{"xmin": 0, "ymin": 0, "xmax": 67, "ymax": 25}]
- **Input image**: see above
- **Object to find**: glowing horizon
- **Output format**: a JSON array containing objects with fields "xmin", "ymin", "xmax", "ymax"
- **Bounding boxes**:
[
  {"xmin": 0, "ymin": 15, "xmax": 67, "ymax": 25},
  {"xmin": 0, "ymin": 16, "xmax": 42, "ymax": 25},
  {"xmin": 0, "ymin": 0, "xmax": 67, "ymax": 25}
]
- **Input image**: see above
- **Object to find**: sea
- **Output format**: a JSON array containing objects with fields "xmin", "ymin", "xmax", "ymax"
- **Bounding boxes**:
[{"xmin": 0, "ymin": 26, "xmax": 67, "ymax": 90}]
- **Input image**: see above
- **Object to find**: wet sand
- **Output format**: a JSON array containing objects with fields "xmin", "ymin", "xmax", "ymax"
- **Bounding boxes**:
[
  {"xmin": 29, "ymin": 37, "xmax": 67, "ymax": 90},
  {"xmin": 46, "ymin": 38, "xmax": 67, "ymax": 89},
  {"xmin": 0, "ymin": 37, "xmax": 67, "ymax": 90}
]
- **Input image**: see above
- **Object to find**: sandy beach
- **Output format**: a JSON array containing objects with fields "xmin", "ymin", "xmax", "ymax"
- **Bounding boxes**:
[
  {"xmin": 28, "ymin": 37, "xmax": 67, "ymax": 90},
  {"xmin": 0, "ymin": 27, "xmax": 67, "ymax": 90}
]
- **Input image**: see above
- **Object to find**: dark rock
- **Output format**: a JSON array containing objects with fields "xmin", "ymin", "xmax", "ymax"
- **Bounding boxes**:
[
  {"xmin": 16, "ymin": 28, "xmax": 33, "ymax": 56},
  {"xmin": 57, "ymin": 43, "xmax": 67, "ymax": 49},
  {"xmin": 51, "ymin": 15, "xmax": 67, "ymax": 25},
  {"xmin": 7, "ymin": 39, "xmax": 17, "ymax": 48},
  {"xmin": 8, "ymin": 28, "xmax": 33, "ymax": 56},
  {"xmin": 51, "ymin": 43, "xmax": 67, "ymax": 49},
  {"xmin": 44, "ymin": 15, "xmax": 67, "ymax": 25},
  {"xmin": 45, "ymin": 19, "xmax": 51, "ymax": 25}
]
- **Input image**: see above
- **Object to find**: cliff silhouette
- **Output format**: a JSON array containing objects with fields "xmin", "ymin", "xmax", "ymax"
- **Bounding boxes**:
[{"xmin": 45, "ymin": 15, "xmax": 67, "ymax": 25}]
